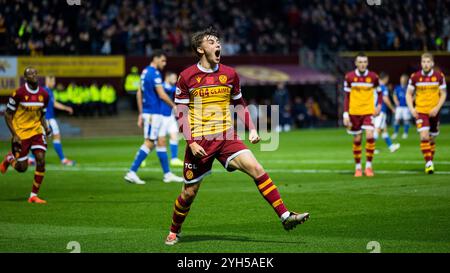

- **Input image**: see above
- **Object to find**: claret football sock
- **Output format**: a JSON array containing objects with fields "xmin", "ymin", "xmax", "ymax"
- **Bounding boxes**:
[
  {"xmin": 365, "ymin": 138, "xmax": 375, "ymax": 164},
  {"xmin": 420, "ymin": 140, "xmax": 432, "ymax": 163},
  {"xmin": 31, "ymin": 167, "xmax": 45, "ymax": 196},
  {"xmin": 170, "ymin": 195, "xmax": 192, "ymax": 234},
  {"xmin": 353, "ymin": 140, "xmax": 362, "ymax": 167},
  {"xmin": 254, "ymin": 173, "xmax": 288, "ymax": 218}
]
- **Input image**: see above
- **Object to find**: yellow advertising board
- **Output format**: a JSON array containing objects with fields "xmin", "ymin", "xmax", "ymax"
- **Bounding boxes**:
[
  {"xmin": 0, "ymin": 56, "xmax": 18, "ymax": 95},
  {"xmin": 17, "ymin": 56, "xmax": 125, "ymax": 77}
]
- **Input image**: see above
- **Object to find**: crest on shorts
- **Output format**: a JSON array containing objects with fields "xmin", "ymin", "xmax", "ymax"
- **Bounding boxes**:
[
  {"xmin": 416, "ymin": 119, "xmax": 423, "ymax": 128},
  {"xmin": 219, "ymin": 75, "xmax": 227, "ymax": 84},
  {"xmin": 38, "ymin": 95, "xmax": 44, "ymax": 102},
  {"xmin": 365, "ymin": 77, "xmax": 372, "ymax": 83},
  {"xmin": 186, "ymin": 170, "xmax": 194, "ymax": 180}
]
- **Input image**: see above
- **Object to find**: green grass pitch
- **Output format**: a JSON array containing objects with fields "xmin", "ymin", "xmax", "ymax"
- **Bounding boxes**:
[{"xmin": 1, "ymin": 125, "xmax": 449, "ymax": 253}]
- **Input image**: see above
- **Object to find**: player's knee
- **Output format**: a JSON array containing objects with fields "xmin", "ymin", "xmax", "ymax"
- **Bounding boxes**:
[
  {"xmin": 182, "ymin": 188, "xmax": 197, "ymax": 201},
  {"xmin": 144, "ymin": 139, "xmax": 154, "ymax": 149},
  {"xmin": 16, "ymin": 163, "xmax": 28, "ymax": 173},
  {"xmin": 182, "ymin": 184, "xmax": 200, "ymax": 201},
  {"xmin": 157, "ymin": 138, "xmax": 166, "ymax": 147},
  {"xmin": 245, "ymin": 162, "xmax": 264, "ymax": 178},
  {"xmin": 36, "ymin": 158, "xmax": 45, "ymax": 168}
]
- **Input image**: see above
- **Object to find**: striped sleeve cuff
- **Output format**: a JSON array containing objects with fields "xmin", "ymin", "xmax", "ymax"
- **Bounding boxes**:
[
  {"xmin": 174, "ymin": 98, "xmax": 190, "ymax": 104},
  {"xmin": 232, "ymin": 93, "xmax": 242, "ymax": 100},
  {"xmin": 6, "ymin": 104, "xmax": 16, "ymax": 111}
]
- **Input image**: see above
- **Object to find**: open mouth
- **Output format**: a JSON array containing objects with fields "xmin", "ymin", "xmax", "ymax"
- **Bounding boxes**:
[{"xmin": 215, "ymin": 50, "xmax": 221, "ymax": 57}]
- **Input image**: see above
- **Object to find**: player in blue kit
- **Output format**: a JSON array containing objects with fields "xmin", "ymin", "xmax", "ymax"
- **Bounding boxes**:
[
  {"xmin": 159, "ymin": 72, "xmax": 183, "ymax": 167},
  {"xmin": 29, "ymin": 76, "xmax": 75, "ymax": 166},
  {"xmin": 124, "ymin": 50, "xmax": 184, "ymax": 184},
  {"xmin": 393, "ymin": 74, "xmax": 412, "ymax": 139},
  {"xmin": 373, "ymin": 72, "xmax": 400, "ymax": 153}
]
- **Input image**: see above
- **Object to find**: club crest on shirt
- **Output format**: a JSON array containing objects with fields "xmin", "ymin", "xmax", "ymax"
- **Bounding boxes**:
[
  {"xmin": 196, "ymin": 76, "xmax": 202, "ymax": 83},
  {"xmin": 365, "ymin": 77, "xmax": 372, "ymax": 83},
  {"xmin": 431, "ymin": 76, "xmax": 437, "ymax": 82},
  {"xmin": 25, "ymin": 95, "xmax": 29, "ymax": 101},
  {"xmin": 38, "ymin": 95, "xmax": 44, "ymax": 102},
  {"xmin": 219, "ymin": 75, "xmax": 227, "ymax": 84}
]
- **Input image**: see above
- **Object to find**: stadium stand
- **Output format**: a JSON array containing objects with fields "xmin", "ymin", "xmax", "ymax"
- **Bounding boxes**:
[{"xmin": 1, "ymin": 0, "xmax": 450, "ymax": 56}]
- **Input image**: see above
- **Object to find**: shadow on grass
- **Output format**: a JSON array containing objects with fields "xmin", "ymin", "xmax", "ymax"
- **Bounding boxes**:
[{"xmin": 180, "ymin": 234, "xmax": 307, "ymax": 245}]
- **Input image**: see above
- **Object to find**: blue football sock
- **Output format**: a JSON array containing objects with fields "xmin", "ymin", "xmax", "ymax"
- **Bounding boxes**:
[
  {"xmin": 394, "ymin": 123, "xmax": 400, "ymax": 134},
  {"xmin": 156, "ymin": 147, "xmax": 170, "ymax": 174},
  {"xmin": 130, "ymin": 144, "xmax": 150, "ymax": 172},
  {"xmin": 169, "ymin": 139, "xmax": 178, "ymax": 159},
  {"xmin": 404, "ymin": 123, "xmax": 410, "ymax": 135},
  {"xmin": 53, "ymin": 140, "xmax": 65, "ymax": 161},
  {"xmin": 382, "ymin": 132, "xmax": 393, "ymax": 147}
]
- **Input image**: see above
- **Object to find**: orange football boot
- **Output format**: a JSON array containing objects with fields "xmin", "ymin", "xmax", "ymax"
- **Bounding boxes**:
[
  {"xmin": 28, "ymin": 196, "xmax": 47, "ymax": 204},
  {"xmin": 354, "ymin": 169, "xmax": 363, "ymax": 177},
  {"xmin": 364, "ymin": 168, "xmax": 374, "ymax": 177},
  {"xmin": 0, "ymin": 153, "xmax": 13, "ymax": 174}
]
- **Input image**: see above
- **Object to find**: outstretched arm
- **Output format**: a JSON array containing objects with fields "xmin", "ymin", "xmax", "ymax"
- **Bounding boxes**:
[{"xmin": 54, "ymin": 101, "xmax": 73, "ymax": 114}]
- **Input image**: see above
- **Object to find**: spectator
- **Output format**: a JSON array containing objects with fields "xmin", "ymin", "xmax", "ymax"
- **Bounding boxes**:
[
  {"xmin": 292, "ymin": 96, "xmax": 307, "ymax": 128},
  {"xmin": 1, "ymin": 0, "xmax": 448, "ymax": 56}
]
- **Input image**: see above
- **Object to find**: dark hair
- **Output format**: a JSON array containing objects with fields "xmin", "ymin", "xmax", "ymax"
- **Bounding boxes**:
[
  {"xmin": 151, "ymin": 49, "xmax": 166, "ymax": 61},
  {"xmin": 379, "ymin": 71, "xmax": 389, "ymax": 79},
  {"xmin": 24, "ymin": 66, "xmax": 35, "ymax": 77},
  {"xmin": 191, "ymin": 26, "xmax": 220, "ymax": 57},
  {"xmin": 355, "ymin": 51, "xmax": 367, "ymax": 59}
]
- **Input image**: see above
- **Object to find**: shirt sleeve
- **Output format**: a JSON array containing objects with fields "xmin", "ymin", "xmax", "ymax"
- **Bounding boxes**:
[
  {"xmin": 231, "ymin": 71, "xmax": 242, "ymax": 100},
  {"xmin": 373, "ymin": 74, "xmax": 380, "ymax": 92},
  {"xmin": 407, "ymin": 73, "xmax": 416, "ymax": 91},
  {"xmin": 343, "ymin": 74, "xmax": 351, "ymax": 93},
  {"xmin": 174, "ymin": 74, "xmax": 190, "ymax": 104},
  {"xmin": 6, "ymin": 90, "xmax": 20, "ymax": 112},
  {"xmin": 153, "ymin": 71, "xmax": 163, "ymax": 87},
  {"xmin": 439, "ymin": 73, "xmax": 447, "ymax": 90},
  {"xmin": 43, "ymin": 91, "xmax": 50, "ymax": 113}
]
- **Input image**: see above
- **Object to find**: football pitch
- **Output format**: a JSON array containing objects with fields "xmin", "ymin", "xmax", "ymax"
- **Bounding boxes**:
[{"xmin": 1, "ymin": 126, "xmax": 449, "ymax": 253}]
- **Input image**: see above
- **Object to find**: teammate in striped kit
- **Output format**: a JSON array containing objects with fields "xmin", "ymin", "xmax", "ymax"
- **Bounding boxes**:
[
  {"xmin": 1, "ymin": 67, "xmax": 51, "ymax": 203},
  {"xmin": 343, "ymin": 52, "xmax": 382, "ymax": 177},
  {"xmin": 406, "ymin": 53, "xmax": 447, "ymax": 174}
]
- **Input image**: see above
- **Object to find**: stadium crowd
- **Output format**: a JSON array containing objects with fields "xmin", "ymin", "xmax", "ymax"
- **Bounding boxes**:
[{"xmin": 1, "ymin": 0, "xmax": 450, "ymax": 56}]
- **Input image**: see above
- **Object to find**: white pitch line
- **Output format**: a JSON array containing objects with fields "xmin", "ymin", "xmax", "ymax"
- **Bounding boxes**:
[
  {"xmin": 42, "ymin": 166, "xmax": 450, "ymax": 175},
  {"xmin": 259, "ymin": 159, "xmax": 450, "ymax": 165}
]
